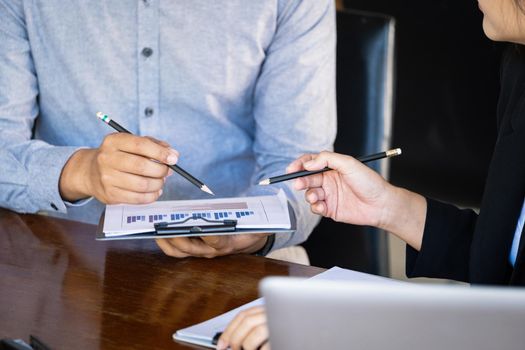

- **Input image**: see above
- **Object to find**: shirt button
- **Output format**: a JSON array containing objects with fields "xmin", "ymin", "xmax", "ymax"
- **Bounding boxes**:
[
  {"xmin": 144, "ymin": 107, "xmax": 154, "ymax": 117},
  {"xmin": 50, "ymin": 203, "xmax": 58, "ymax": 211},
  {"xmin": 141, "ymin": 47, "xmax": 153, "ymax": 58}
]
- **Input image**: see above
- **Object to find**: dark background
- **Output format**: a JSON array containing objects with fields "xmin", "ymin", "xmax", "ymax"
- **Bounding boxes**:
[
  {"xmin": 303, "ymin": 0, "xmax": 505, "ymax": 274},
  {"xmin": 344, "ymin": 0, "xmax": 503, "ymax": 206}
]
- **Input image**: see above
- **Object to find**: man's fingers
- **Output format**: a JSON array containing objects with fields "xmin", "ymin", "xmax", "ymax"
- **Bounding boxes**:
[
  {"xmin": 144, "ymin": 136, "xmax": 171, "ymax": 148},
  {"xmin": 104, "ymin": 151, "xmax": 170, "ymax": 178},
  {"xmin": 155, "ymin": 239, "xmax": 191, "ymax": 258},
  {"xmin": 159, "ymin": 237, "xmax": 218, "ymax": 257},
  {"xmin": 104, "ymin": 186, "xmax": 161, "ymax": 205},
  {"xmin": 103, "ymin": 133, "xmax": 179, "ymax": 165},
  {"xmin": 200, "ymin": 235, "xmax": 232, "ymax": 251},
  {"xmin": 106, "ymin": 170, "xmax": 165, "ymax": 193}
]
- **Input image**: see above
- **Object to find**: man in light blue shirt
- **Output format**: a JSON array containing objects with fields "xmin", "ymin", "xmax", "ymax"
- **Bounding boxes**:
[{"xmin": 0, "ymin": 1, "xmax": 336, "ymax": 257}]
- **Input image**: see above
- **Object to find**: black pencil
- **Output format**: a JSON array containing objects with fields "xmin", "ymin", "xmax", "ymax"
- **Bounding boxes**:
[
  {"xmin": 96, "ymin": 112, "xmax": 214, "ymax": 195},
  {"xmin": 258, "ymin": 148, "xmax": 402, "ymax": 186}
]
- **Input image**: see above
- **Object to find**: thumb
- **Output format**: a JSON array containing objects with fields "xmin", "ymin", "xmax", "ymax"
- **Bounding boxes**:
[{"xmin": 303, "ymin": 151, "xmax": 357, "ymax": 175}]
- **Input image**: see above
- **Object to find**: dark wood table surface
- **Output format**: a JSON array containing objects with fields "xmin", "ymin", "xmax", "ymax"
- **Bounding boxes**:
[{"xmin": 0, "ymin": 209, "xmax": 324, "ymax": 349}]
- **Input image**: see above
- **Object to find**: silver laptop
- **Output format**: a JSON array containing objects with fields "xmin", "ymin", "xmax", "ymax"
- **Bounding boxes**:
[{"xmin": 260, "ymin": 278, "xmax": 525, "ymax": 350}]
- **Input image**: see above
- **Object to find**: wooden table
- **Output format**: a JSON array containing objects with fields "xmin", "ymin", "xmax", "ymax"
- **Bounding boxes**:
[{"xmin": 0, "ymin": 209, "xmax": 324, "ymax": 349}]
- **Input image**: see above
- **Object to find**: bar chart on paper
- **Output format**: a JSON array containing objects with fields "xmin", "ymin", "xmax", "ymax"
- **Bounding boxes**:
[
  {"xmin": 124, "ymin": 203, "xmax": 256, "ymax": 224},
  {"xmin": 102, "ymin": 190, "xmax": 291, "ymax": 237}
]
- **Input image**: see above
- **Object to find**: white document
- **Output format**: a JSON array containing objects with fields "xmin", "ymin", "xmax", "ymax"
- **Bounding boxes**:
[
  {"xmin": 103, "ymin": 190, "xmax": 291, "ymax": 237},
  {"xmin": 173, "ymin": 267, "xmax": 402, "ymax": 348}
]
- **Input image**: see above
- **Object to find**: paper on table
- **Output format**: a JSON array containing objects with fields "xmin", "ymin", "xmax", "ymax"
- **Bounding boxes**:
[
  {"xmin": 173, "ymin": 266, "xmax": 402, "ymax": 348},
  {"xmin": 103, "ymin": 190, "xmax": 291, "ymax": 237}
]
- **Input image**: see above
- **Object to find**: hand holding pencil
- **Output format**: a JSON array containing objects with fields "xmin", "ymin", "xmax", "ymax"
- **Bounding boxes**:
[
  {"xmin": 59, "ymin": 129, "xmax": 180, "ymax": 205},
  {"xmin": 283, "ymin": 150, "xmax": 402, "ymax": 227},
  {"xmin": 59, "ymin": 112, "xmax": 214, "ymax": 205}
]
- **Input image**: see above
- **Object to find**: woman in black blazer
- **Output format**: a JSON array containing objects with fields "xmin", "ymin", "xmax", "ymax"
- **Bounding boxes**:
[{"xmin": 217, "ymin": 0, "xmax": 525, "ymax": 349}]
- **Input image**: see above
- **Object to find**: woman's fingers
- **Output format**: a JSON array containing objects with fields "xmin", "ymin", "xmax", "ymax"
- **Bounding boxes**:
[
  {"xmin": 218, "ymin": 306, "xmax": 267, "ymax": 350},
  {"xmin": 238, "ymin": 323, "xmax": 270, "ymax": 350},
  {"xmin": 305, "ymin": 187, "xmax": 326, "ymax": 204},
  {"xmin": 293, "ymin": 173, "xmax": 325, "ymax": 191},
  {"xmin": 286, "ymin": 154, "xmax": 316, "ymax": 173},
  {"xmin": 311, "ymin": 201, "xmax": 327, "ymax": 216}
]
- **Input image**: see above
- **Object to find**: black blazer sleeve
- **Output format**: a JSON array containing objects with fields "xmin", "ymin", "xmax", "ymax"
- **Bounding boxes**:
[{"xmin": 405, "ymin": 198, "xmax": 478, "ymax": 282}]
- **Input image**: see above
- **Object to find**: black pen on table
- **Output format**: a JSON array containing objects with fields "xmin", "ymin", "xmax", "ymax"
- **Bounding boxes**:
[
  {"xmin": 96, "ymin": 112, "xmax": 214, "ymax": 195},
  {"xmin": 258, "ymin": 148, "xmax": 402, "ymax": 186}
]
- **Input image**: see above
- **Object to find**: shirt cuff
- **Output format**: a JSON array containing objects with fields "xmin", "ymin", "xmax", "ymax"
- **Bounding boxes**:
[
  {"xmin": 27, "ymin": 146, "xmax": 84, "ymax": 214},
  {"xmin": 64, "ymin": 196, "xmax": 94, "ymax": 207},
  {"xmin": 244, "ymin": 183, "xmax": 298, "ymax": 251}
]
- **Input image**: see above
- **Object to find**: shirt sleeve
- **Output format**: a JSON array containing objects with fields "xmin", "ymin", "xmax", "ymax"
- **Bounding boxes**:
[
  {"xmin": 405, "ymin": 198, "xmax": 479, "ymax": 283},
  {"xmin": 245, "ymin": 0, "xmax": 337, "ymax": 251},
  {"xmin": 0, "ymin": 1, "xmax": 82, "ymax": 214}
]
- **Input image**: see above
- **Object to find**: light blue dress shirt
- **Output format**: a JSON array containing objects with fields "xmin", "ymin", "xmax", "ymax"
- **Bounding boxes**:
[
  {"xmin": 509, "ymin": 198, "xmax": 525, "ymax": 267},
  {"xmin": 0, "ymin": 0, "xmax": 336, "ymax": 250}
]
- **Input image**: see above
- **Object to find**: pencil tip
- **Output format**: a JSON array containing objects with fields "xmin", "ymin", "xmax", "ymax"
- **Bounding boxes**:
[
  {"xmin": 259, "ymin": 179, "xmax": 270, "ymax": 186},
  {"xmin": 202, "ymin": 185, "xmax": 214, "ymax": 195}
]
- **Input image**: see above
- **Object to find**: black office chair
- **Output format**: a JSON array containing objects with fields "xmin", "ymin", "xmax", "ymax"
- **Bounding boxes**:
[{"xmin": 302, "ymin": 9, "xmax": 396, "ymax": 276}]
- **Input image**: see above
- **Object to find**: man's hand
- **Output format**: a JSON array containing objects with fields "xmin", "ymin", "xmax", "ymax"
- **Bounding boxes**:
[
  {"xmin": 59, "ymin": 133, "xmax": 179, "ymax": 204},
  {"xmin": 155, "ymin": 233, "xmax": 269, "ymax": 258}
]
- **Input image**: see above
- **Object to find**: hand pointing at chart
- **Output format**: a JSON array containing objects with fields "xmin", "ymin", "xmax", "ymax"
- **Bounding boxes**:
[{"xmin": 59, "ymin": 133, "xmax": 178, "ymax": 205}]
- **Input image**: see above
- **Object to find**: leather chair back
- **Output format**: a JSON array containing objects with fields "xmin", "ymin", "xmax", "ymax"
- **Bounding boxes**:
[{"xmin": 302, "ymin": 9, "xmax": 395, "ymax": 276}]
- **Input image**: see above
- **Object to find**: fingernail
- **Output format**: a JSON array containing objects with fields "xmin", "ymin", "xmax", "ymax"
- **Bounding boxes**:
[
  {"xmin": 216, "ymin": 340, "xmax": 226, "ymax": 350},
  {"xmin": 167, "ymin": 149, "xmax": 179, "ymax": 165},
  {"xmin": 168, "ymin": 168, "xmax": 174, "ymax": 177},
  {"xmin": 158, "ymin": 189, "xmax": 163, "ymax": 197}
]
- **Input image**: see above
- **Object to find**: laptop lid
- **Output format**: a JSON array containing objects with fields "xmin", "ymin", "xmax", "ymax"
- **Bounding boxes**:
[{"xmin": 260, "ymin": 278, "xmax": 525, "ymax": 350}]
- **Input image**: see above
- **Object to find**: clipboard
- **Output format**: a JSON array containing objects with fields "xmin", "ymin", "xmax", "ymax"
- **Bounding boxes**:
[{"xmin": 95, "ymin": 203, "xmax": 296, "ymax": 241}]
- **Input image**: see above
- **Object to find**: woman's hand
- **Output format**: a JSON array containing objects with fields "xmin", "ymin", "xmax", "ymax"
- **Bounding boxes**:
[
  {"xmin": 217, "ymin": 306, "xmax": 270, "ymax": 350},
  {"xmin": 288, "ymin": 151, "xmax": 393, "ymax": 228},
  {"xmin": 288, "ymin": 151, "xmax": 427, "ymax": 250}
]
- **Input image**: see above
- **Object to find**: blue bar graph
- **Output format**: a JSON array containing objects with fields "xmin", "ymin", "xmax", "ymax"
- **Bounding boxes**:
[{"xmin": 126, "ymin": 209, "xmax": 255, "ymax": 226}]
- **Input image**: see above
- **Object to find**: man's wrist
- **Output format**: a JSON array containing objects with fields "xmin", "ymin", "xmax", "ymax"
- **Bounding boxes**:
[
  {"xmin": 59, "ymin": 149, "xmax": 94, "ymax": 201},
  {"xmin": 253, "ymin": 234, "xmax": 275, "ymax": 256}
]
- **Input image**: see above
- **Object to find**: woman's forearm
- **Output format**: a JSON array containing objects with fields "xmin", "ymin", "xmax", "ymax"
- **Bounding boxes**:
[{"xmin": 379, "ymin": 186, "xmax": 427, "ymax": 251}]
